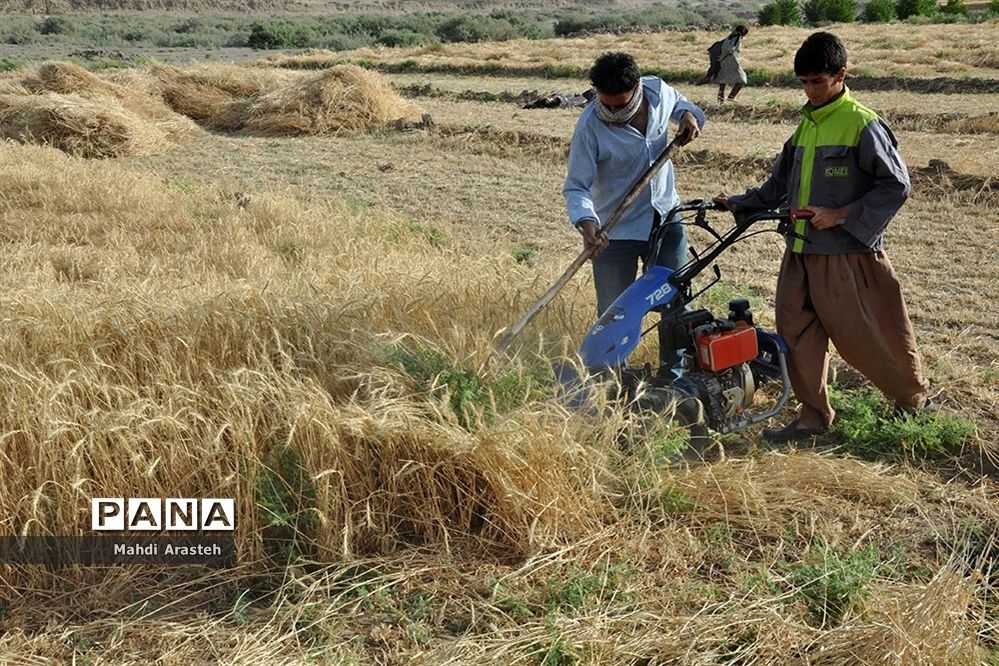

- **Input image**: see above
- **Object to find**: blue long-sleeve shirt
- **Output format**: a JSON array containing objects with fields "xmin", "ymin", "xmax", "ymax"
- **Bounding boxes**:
[{"xmin": 563, "ymin": 76, "xmax": 705, "ymax": 241}]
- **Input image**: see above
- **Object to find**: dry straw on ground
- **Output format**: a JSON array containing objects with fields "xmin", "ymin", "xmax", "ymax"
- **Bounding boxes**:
[
  {"xmin": 0, "ymin": 138, "xmax": 995, "ymax": 663},
  {"xmin": 128, "ymin": 61, "xmax": 423, "ymax": 135},
  {"xmin": 809, "ymin": 569, "xmax": 981, "ymax": 665},
  {"xmin": 136, "ymin": 61, "xmax": 293, "ymax": 127},
  {"xmin": 311, "ymin": 22, "xmax": 999, "ymax": 81},
  {"xmin": 0, "ymin": 91, "xmax": 175, "ymax": 158}
]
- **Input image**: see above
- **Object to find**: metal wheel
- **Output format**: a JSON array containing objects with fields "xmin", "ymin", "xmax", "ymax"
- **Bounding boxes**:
[{"xmin": 632, "ymin": 386, "xmax": 712, "ymax": 462}]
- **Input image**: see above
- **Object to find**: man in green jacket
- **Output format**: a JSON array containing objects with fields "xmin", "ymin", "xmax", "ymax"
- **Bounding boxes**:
[{"xmin": 715, "ymin": 31, "xmax": 929, "ymax": 443}]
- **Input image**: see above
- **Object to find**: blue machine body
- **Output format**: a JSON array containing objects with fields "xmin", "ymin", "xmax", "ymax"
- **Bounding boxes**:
[
  {"xmin": 579, "ymin": 265, "xmax": 678, "ymax": 368},
  {"xmin": 749, "ymin": 329, "xmax": 789, "ymax": 380}
]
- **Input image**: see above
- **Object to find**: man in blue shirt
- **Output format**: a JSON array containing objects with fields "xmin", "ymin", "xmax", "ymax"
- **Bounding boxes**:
[{"xmin": 563, "ymin": 52, "xmax": 705, "ymax": 318}]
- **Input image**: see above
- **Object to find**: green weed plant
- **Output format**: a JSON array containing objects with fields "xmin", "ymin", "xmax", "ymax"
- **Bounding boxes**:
[{"xmin": 829, "ymin": 386, "xmax": 973, "ymax": 461}]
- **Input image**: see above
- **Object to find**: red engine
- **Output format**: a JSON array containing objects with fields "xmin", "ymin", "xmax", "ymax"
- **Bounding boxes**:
[{"xmin": 694, "ymin": 322, "xmax": 758, "ymax": 372}]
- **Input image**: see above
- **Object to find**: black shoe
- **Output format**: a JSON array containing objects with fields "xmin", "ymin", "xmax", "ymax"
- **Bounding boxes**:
[
  {"xmin": 762, "ymin": 421, "xmax": 827, "ymax": 444},
  {"xmin": 893, "ymin": 396, "xmax": 939, "ymax": 418}
]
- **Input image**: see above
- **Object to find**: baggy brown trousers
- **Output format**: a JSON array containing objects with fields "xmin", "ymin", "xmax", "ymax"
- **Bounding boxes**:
[{"xmin": 776, "ymin": 249, "xmax": 929, "ymax": 429}]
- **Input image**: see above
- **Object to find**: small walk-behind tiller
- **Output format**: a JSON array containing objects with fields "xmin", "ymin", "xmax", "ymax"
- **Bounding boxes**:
[{"xmin": 576, "ymin": 200, "xmax": 812, "ymax": 455}]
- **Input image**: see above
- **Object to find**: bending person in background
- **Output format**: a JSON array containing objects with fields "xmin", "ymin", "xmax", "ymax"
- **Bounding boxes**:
[
  {"xmin": 714, "ymin": 31, "xmax": 929, "ymax": 443},
  {"xmin": 716, "ymin": 25, "xmax": 749, "ymax": 104}
]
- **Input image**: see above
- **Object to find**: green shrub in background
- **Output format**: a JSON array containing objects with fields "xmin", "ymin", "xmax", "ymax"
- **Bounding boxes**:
[
  {"xmin": 895, "ymin": 0, "xmax": 936, "ymax": 19},
  {"xmin": 1, "ymin": 17, "xmax": 36, "ymax": 44},
  {"xmin": 804, "ymin": 0, "xmax": 858, "ymax": 23},
  {"xmin": 940, "ymin": 0, "xmax": 969, "ymax": 15},
  {"xmin": 434, "ymin": 12, "xmax": 550, "ymax": 43},
  {"xmin": 861, "ymin": 0, "xmax": 898, "ymax": 22},
  {"xmin": 37, "ymin": 15, "xmax": 73, "ymax": 35},
  {"xmin": 758, "ymin": 0, "xmax": 803, "ymax": 26},
  {"xmin": 552, "ymin": 12, "xmax": 591, "ymax": 36},
  {"xmin": 484, "ymin": 9, "xmax": 551, "ymax": 39},
  {"xmin": 248, "ymin": 21, "xmax": 294, "ymax": 49},
  {"xmin": 553, "ymin": 4, "xmax": 730, "ymax": 34},
  {"xmin": 435, "ymin": 16, "xmax": 516, "ymax": 43},
  {"xmin": 248, "ymin": 20, "xmax": 324, "ymax": 49},
  {"xmin": 376, "ymin": 29, "xmax": 427, "ymax": 48}
]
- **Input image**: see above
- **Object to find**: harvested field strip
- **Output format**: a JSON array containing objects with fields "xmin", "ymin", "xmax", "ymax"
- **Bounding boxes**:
[
  {"xmin": 274, "ymin": 24, "xmax": 999, "ymax": 81},
  {"xmin": 383, "ymin": 72, "xmax": 998, "ymax": 119},
  {"xmin": 709, "ymin": 104, "xmax": 999, "ymax": 136},
  {"xmin": 397, "ymin": 82, "xmax": 999, "ymax": 135},
  {"xmin": 424, "ymin": 123, "xmax": 999, "ymax": 200},
  {"xmin": 271, "ymin": 57, "xmax": 999, "ymax": 95},
  {"xmin": 410, "ymin": 95, "xmax": 999, "ymax": 180}
]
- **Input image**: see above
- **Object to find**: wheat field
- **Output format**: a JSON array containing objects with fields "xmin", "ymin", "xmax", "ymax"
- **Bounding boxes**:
[{"xmin": 0, "ymin": 20, "xmax": 996, "ymax": 665}]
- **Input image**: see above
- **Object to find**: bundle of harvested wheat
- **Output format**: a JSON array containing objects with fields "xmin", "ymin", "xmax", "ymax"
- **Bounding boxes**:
[
  {"xmin": 260, "ymin": 48, "xmax": 338, "ymax": 70},
  {"xmin": 0, "ymin": 91, "xmax": 173, "ymax": 158},
  {"xmin": 235, "ymin": 64, "xmax": 423, "ymax": 136},
  {"xmin": 28, "ymin": 61, "xmax": 185, "ymax": 124},
  {"xmin": 0, "ymin": 61, "xmax": 200, "ymax": 157},
  {"xmin": 140, "ymin": 62, "xmax": 293, "ymax": 127},
  {"xmin": 30, "ymin": 61, "xmax": 117, "ymax": 95}
]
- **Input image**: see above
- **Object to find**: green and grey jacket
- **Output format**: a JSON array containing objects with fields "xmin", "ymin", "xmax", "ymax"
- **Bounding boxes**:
[{"xmin": 728, "ymin": 87, "xmax": 910, "ymax": 254}]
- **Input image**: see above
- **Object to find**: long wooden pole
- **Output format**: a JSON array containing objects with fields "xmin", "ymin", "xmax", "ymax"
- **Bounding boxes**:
[{"xmin": 493, "ymin": 133, "xmax": 687, "ymax": 356}]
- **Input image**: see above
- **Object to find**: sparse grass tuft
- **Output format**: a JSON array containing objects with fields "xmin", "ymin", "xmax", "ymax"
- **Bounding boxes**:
[
  {"xmin": 257, "ymin": 445, "xmax": 318, "ymax": 566},
  {"xmin": 386, "ymin": 339, "xmax": 551, "ymax": 428},
  {"xmin": 542, "ymin": 559, "xmax": 632, "ymax": 613},
  {"xmin": 0, "ymin": 57, "xmax": 24, "ymax": 72},
  {"xmin": 509, "ymin": 244, "xmax": 536, "ymax": 264},
  {"xmin": 788, "ymin": 544, "xmax": 882, "ymax": 628},
  {"xmin": 387, "ymin": 219, "xmax": 448, "ymax": 248}
]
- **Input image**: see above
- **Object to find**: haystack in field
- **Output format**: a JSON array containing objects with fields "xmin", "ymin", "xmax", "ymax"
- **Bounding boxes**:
[
  {"xmin": 139, "ymin": 62, "xmax": 293, "ymax": 128},
  {"xmin": 29, "ymin": 61, "xmax": 117, "ymax": 95},
  {"xmin": 28, "ymin": 62, "xmax": 190, "ymax": 125},
  {"xmin": 0, "ymin": 92, "xmax": 172, "ymax": 158},
  {"xmin": 0, "ymin": 61, "xmax": 200, "ymax": 158},
  {"xmin": 234, "ymin": 65, "xmax": 423, "ymax": 136}
]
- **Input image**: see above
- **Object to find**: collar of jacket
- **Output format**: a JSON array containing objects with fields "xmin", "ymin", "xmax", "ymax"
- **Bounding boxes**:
[{"xmin": 802, "ymin": 86, "xmax": 851, "ymax": 124}]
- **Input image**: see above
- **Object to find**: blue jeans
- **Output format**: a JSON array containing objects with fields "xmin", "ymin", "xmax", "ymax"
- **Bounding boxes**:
[
  {"xmin": 591, "ymin": 220, "xmax": 687, "ymax": 378},
  {"xmin": 592, "ymin": 221, "xmax": 687, "ymax": 316}
]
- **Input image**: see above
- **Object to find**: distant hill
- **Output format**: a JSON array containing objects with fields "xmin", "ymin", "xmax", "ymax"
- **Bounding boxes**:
[
  {"xmin": 0, "ymin": 0, "xmax": 308, "ymax": 12},
  {"xmin": 0, "ymin": 0, "xmax": 626, "ymax": 14}
]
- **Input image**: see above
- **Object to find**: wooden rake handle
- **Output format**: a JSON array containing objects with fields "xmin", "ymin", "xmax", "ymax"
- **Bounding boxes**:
[{"xmin": 493, "ymin": 133, "xmax": 688, "ymax": 357}]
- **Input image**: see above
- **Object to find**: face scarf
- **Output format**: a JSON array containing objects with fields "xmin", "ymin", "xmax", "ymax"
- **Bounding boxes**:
[{"xmin": 595, "ymin": 83, "xmax": 644, "ymax": 126}]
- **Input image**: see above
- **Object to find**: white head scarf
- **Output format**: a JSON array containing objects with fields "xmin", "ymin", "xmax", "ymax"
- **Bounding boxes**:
[{"xmin": 594, "ymin": 83, "xmax": 644, "ymax": 126}]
